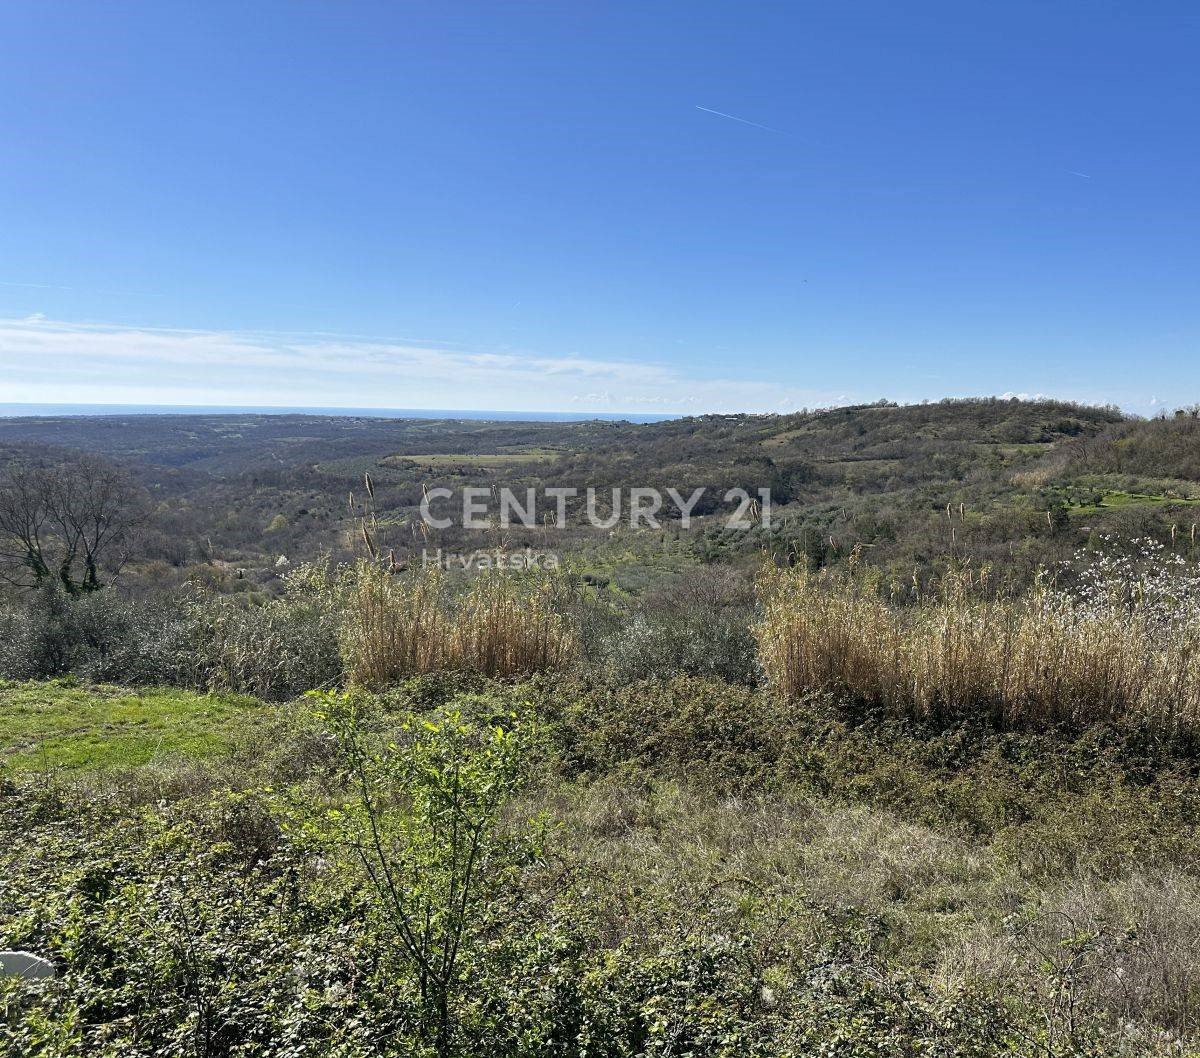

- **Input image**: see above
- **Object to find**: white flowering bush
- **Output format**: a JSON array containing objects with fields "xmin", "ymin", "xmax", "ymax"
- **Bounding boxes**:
[{"xmin": 1066, "ymin": 535, "xmax": 1200, "ymax": 630}]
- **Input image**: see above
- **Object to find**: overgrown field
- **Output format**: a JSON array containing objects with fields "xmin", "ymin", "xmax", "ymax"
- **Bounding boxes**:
[
  {"xmin": 6, "ymin": 533, "xmax": 1200, "ymax": 1054},
  {"xmin": 4, "ymin": 675, "xmax": 1200, "ymax": 1056}
]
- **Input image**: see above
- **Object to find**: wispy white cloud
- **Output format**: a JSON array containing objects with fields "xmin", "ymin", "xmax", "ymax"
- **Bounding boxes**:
[
  {"xmin": 0, "ymin": 316, "xmax": 846, "ymax": 415},
  {"xmin": 0, "ymin": 279, "xmax": 162, "ymax": 297}
]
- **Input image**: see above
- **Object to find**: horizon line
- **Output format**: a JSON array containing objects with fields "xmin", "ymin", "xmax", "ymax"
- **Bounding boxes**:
[
  {"xmin": 0, "ymin": 394, "xmax": 1147, "ymax": 423},
  {"xmin": 0, "ymin": 401, "xmax": 677, "ymax": 424}
]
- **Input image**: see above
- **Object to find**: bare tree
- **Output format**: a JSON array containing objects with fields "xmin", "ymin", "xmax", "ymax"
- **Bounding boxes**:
[{"xmin": 0, "ymin": 451, "xmax": 146, "ymax": 593}]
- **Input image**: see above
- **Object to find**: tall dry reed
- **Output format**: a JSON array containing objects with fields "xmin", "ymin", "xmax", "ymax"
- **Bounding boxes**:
[
  {"xmin": 340, "ymin": 562, "xmax": 577, "ymax": 688},
  {"xmin": 755, "ymin": 562, "xmax": 1200, "ymax": 734}
]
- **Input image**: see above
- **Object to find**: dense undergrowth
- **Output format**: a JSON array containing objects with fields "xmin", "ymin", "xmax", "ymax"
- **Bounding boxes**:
[
  {"xmin": 4, "ymin": 677, "xmax": 1200, "ymax": 1055},
  {"xmin": 5, "ymin": 539, "xmax": 1200, "ymax": 1053},
  {"xmin": 5, "ymin": 536, "xmax": 1200, "ymax": 740},
  {"xmin": 0, "ymin": 559, "xmax": 758, "ymax": 700}
]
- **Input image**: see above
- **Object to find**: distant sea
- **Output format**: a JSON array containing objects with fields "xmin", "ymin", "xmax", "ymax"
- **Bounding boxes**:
[{"xmin": 0, "ymin": 403, "xmax": 673, "ymax": 424}]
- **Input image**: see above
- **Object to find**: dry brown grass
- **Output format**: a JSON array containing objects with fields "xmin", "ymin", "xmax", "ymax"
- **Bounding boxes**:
[
  {"xmin": 1009, "ymin": 467, "xmax": 1055, "ymax": 489},
  {"xmin": 340, "ymin": 561, "xmax": 577, "ymax": 688},
  {"xmin": 754, "ymin": 562, "xmax": 1200, "ymax": 733}
]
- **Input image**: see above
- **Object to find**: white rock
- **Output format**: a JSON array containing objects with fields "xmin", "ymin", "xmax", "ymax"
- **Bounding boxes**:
[{"xmin": 0, "ymin": 951, "xmax": 56, "ymax": 980}]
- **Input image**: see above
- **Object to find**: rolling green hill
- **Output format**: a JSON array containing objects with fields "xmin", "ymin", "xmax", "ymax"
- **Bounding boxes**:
[{"xmin": 0, "ymin": 398, "xmax": 1160, "ymax": 598}]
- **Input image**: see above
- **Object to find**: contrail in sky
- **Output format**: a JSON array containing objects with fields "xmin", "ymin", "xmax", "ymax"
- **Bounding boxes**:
[
  {"xmin": 1068, "ymin": 171, "xmax": 1092, "ymax": 179},
  {"xmin": 694, "ymin": 105, "xmax": 782, "ymax": 133}
]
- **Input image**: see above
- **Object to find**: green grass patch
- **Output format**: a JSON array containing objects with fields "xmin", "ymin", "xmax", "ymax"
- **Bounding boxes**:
[
  {"xmin": 1042, "ymin": 480, "xmax": 1200, "ymax": 515},
  {"xmin": 0, "ymin": 680, "xmax": 261, "ymax": 772},
  {"xmin": 1070, "ymin": 490, "xmax": 1200, "ymax": 515},
  {"xmin": 381, "ymin": 448, "xmax": 560, "ymax": 470}
]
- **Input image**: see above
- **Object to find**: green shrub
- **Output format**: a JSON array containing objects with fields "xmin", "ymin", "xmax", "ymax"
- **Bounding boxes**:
[
  {"xmin": 0, "ymin": 585, "xmax": 175, "ymax": 683},
  {"xmin": 598, "ymin": 609, "xmax": 759, "ymax": 685},
  {"xmin": 163, "ymin": 589, "xmax": 342, "ymax": 700},
  {"xmin": 0, "ymin": 568, "xmax": 343, "ymax": 700},
  {"xmin": 300, "ymin": 692, "xmax": 542, "ymax": 1058},
  {"xmin": 538, "ymin": 675, "xmax": 784, "ymax": 787},
  {"xmin": 589, "ymin": 568, "xmax": 760, "ymax": 686}
]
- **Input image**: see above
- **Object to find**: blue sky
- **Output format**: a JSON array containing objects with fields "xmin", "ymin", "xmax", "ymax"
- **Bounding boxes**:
[{"xmin": 1, "ymin": 1, "xmax": 1198, "ymax": 415}]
